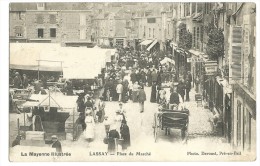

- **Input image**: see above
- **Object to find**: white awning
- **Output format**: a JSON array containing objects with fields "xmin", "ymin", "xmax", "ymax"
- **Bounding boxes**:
[
  {"xmin": 189, "ymin": 49, "xmax": 201, "ymax": 56},
  {"xmin": 28, "ymin": 94, "xmax": 78, "ymax": 110},
  {"xmin": 140, "ymin": 40, "xmax": 153, "ymax": 46},
  {"xmin": 147, "ymin": 40, "xmax": 158, "ymax": 51},
  {"xmin": 160, "ymin": 57, "xmax": 175, "ymax": 65},
  {"xmin": 10, "ymin": 43, "xmax": 115, "ymax": 79}
]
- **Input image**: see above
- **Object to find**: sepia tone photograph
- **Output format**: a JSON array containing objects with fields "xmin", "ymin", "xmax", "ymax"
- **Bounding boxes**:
[{"xmin": 8, "ymin": 1, "xmax": 256, "ymax": 162}]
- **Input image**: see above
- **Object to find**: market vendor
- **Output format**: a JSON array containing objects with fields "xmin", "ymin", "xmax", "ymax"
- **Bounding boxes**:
[{"xmin": 51, "ymin": 135, "xmax": 62, "ymax": 152}]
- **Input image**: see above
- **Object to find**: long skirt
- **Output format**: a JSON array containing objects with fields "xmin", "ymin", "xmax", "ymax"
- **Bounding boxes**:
[
  {"xmin": 150, "ymin": 89, "xmax": 157, "ymax": 103},
  {"xmin": 132, "ymin": 91, "xmax": 138, "ymax": 103},
  {"xmin": 84, "ymin": 123, "xmax": 94, "ymax": 139}
]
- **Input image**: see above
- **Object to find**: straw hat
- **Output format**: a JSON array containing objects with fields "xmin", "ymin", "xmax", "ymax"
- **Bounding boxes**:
[
  {"xmin": 51, "ymin": 135, "xmax": 57, "ymax": 139},
  {"xmin": 86, "ymin": 109, "xmax": 92, "ymax": 115}
]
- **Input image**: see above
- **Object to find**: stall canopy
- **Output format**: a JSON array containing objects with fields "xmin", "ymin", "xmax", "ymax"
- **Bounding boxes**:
[
  {"xmin": 160, "ymin": 57, "xmax": 175, "ymax": 65},
  {"xmin": 189, "ymin": 49, "xmax": 201, "ymax": 56},
  {"xmin": 147, "ymin": 40, "xmax": 158, "ymax": 51},
  {"xmin": 140, "ymin": 40, "xmax": 153, "ymax": 46},
  {"xmin": 10, "ymin": 43, "xmax": 63, "ymax": 71},
  {"xmin": 10, "ymin": 43, "xmax": 116, "ymax": 79},
  {"xmin": 24, "ymin": 94, "xmax": 78, "ymax": 113}
]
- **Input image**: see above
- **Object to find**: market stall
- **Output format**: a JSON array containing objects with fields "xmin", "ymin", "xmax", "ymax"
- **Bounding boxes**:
[{"xmin": 18, "ymin": 93, "xmax": 80, "ymax": 144}]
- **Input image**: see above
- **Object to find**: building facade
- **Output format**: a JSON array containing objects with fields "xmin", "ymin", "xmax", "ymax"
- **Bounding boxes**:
[
  {"xmin": 171, "ymin": 2, "xmax": 256, "ymax": 153},
  {"xmin": 10, "ymin": 3, "xmax": 93, "ymax": 46},
  {"xmin": 228, "ymin": 2, "xmax": 256, "ymax": 152}
]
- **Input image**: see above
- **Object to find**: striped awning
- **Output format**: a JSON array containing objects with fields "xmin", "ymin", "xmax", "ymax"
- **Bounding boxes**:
[
  {"xmin": 147, "ymin": 40, "xmax": 158, "ymax": 51},
  {"xmin": 140, "ymin": 40, "xmax": 153, "ymax": 46}
]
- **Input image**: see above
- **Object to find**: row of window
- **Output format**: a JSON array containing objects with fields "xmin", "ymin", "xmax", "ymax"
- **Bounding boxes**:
[
  {"xmin": 179, "ymin": 3, "xmax": 208, "ymax": 18},
  {"xmin": 192, "ymin": 26, "xmax": 203, "ymax": 50},
  {"xmin": 36, "ymin": 14, "xmax": 56, "ymax": 24},
  {"xmin": 38, "ymin": 28, "xmax": 56, "ymax": 38}
]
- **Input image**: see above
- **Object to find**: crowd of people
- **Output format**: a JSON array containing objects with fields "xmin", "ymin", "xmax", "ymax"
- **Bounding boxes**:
[{"xmin": 10, "ymin": 45, "xmax": 195, "ymax": 153}]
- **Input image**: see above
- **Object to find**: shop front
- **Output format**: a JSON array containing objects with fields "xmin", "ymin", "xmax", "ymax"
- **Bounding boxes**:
[
  {"xmin": 175, "ymin": 48, "xmax": 189, "ymax": 81},
  {"xmin": 232, "ymin": 83, "xmax": 256, "ymax": 152}
]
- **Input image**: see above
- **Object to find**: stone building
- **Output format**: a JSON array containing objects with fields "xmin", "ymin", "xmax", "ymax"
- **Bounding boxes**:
[
  {"xmin": 10, "ymin": 2, "xmax": 93, "ymax": 46},
  {"xmin": 227, "ymin": 2, "xmax": 256, "ymax": 153}
]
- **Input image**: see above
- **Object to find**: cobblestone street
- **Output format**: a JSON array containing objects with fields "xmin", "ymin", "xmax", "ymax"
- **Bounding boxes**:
[{"xmin": 10, "ymin": 85, "xmax": 235, "ymax": 161}]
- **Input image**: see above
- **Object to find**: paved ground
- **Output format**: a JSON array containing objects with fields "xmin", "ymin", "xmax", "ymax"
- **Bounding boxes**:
[{"xmin": 10, "ymin": 85, "xmax": 238, "ymax": 161}]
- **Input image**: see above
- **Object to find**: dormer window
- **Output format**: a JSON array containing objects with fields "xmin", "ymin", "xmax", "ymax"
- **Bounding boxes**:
[{"xmin": 37, "ymin": 3, "xmax": 45, "ymax": 10}]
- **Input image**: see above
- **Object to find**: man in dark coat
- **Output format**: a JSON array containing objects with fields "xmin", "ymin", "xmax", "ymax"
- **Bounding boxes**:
[
  {"xmin": 140, "ymin": 69, "xmax": 146, "ymax": 85},
  {"xmin": 13, "ymin": 72, "xmax": 22, "ymax": 89},
  {"xmin": 120, "ymin": 120, "xmax": 131, "ymax": 150},
  {"xmin": 22, "ymin": 74, "xmax": 29, "ymax": 89},
  {"xmin": 41, "ymin": 75, "xmax": 47, "ymax": 89},
  {"xmin": 187, "ymin": 71, "xmax": 192, "ymax": 83},
  {"xmin": 177, "ymin": 79, "xmax": 185, "ymax": 102},
  {"xmin": 185, "ymin": 78, "xmax": 191, "ymax": 101},
  {"xmin": 12, "ymin": 135, "xmax": 22, "ymax": 147},
  {"xmin": 122, "ymin": 79, "xmax": 129, "ymax": 103},
  {"xmin": 84, "ymin": 83, "xmax": 92, "ymax": 94},
  {"xmin": 150, "ymin": 82, "xmax": 157, "ymax": 103},
  {"xmin": 130, "ymin": 70, "xmax": 136, "ymax": 84},
  {"xmin": 146, "ymin": 68, "xmax": 152, "ymax": 86},
  {"xmin": 151, "ymin": 69, "xmax": 158, "ymax": 83},
  {"xmin": 169, "ymin": 87, "xmax": 180, "ymax": 110},
  {"xmin": 51, "ymin": 135, "xmax": 62, "ymax": 152},
  {"xmin": 77, "ymin": 93, "xmax": 86, "ymax": 130}
]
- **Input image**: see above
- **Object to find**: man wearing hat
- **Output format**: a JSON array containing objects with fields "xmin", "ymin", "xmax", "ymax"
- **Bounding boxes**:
[
  {"xmin": 13, "ymin": 72, "xmax": 22, "ymax": 89},
  {"xmin": 97, "ymin": 96, "xmax": 106, "ymax": 123},
  {"xmin": 22, "ymin": 74, "xmax": 29, "ymax": 89},
  {"xmin": 51, "ymin": 135, "xmax": 62, "ymax": 152},
  {"xmin": 12, "ymin": 135, "xmax": 22, "ymax": 147}
]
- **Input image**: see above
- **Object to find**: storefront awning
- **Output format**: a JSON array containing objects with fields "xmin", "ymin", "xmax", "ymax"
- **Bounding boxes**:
[
  {"xmin": 160, "ymin": 57, "xmax": 175, "ymax": 65},
  {"xmin": 192, "ymin": 12, "xmax": 203, "ymax": 22},
  {"xmin": 147, "ymin": 40, "xmax": 158, "ymax": 51},
  {"xmin": 140, "ymin": 40, "xmax": 153, "ymax": 46},
  {"xmin": 189, "ymin": 49, "xmax": 201, "ymax": 56}
]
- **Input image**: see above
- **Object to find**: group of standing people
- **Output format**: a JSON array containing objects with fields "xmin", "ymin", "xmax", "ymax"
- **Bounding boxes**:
[
  {"xmin": 106, "ymin": 102, "xmax": 131, "ymax": 153},
  {"xmin": 11, "ymin": 72, "xmax": 29, "ymax": 89}
]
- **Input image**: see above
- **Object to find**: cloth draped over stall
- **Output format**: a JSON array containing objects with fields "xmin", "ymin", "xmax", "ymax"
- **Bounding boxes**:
[{"xmin": 10, "ymin": 43, "xmax": 116, "ymax": 79}]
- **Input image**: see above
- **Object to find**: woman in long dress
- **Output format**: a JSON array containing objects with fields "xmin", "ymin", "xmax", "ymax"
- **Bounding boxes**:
[
  {"xmin": 132, "ymin": 81, "xmax": 140, "ymax": 102},
  {"xmin": 150, "ymin": 82, "xmax": 157, "ymax": 103},
  {"xmin": 114, "ymin": 109, "xmax": 124, "ymax": 132},
  {"xmin": 120, "ymin": 120, "xmax": 131, "ymax": 151},
  {"xmin": 107, "ymin": 124, "xmax": 120, "ymax": 153},
  {"xmin": 84, "ymin": 109, "xmax": 95, "ymax": 146}
]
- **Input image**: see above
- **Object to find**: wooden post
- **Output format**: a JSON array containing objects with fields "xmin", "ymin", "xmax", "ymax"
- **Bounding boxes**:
[
  {"xmin": 38, "ymin": 60, "xmax": 40, "ymax": 81},
  {"xmin": 49, "ymin": 91, "xmax": 51, "ymax": 109},
  {"xmin": 72, "ymin": 108, "xmax": 75, "ymax": 141},
  {"xmin": 23, "ymin": 111, "xmax": 25, "ymax": 127},
  {"xmin": 17, "ymin": 118, "xmax": 20, "ymax": 135}
]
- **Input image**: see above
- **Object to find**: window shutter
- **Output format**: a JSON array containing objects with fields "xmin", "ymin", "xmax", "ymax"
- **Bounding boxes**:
[
  {"xmin": 230, "ymin": 26, "xmax": 242, "ymax": 82},
  {"xmin": 49, "ymin": 15, "xmax": 56, "ymax": 24},
  {"xmin": 15, "ymin": 26, "xmax": 22, "ymax": 34},
  {"xmin": 37, "ymin": 15, "xmax": 44, "ymax": 24}
]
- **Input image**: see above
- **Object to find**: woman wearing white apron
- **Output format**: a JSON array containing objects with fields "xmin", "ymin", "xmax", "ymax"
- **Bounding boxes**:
[{"xmin": 84, "ymin": 108, "xmax": 95, "ymax": 147}]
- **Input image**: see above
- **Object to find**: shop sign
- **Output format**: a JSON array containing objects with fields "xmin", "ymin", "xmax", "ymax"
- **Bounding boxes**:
[
  {"xmin": 205, "ymin": 61, "xmax": 218, "ymax": 75},
  {"xmin": 130, "ymin": 33, "xmax": 138, "ymax": 39},
  {"xmin": 187, "ymin": 57, "xmax": 204, "ymax": 62}
]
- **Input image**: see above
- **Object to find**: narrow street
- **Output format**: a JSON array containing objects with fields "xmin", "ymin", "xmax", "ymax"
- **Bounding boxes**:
[
  {"xmin": 61, "ymin": 85, "xmax": 235, "ymax": 161},
  {"xmin": 10, "ymin": 85, "xmax": 234, "ymax": 161}
]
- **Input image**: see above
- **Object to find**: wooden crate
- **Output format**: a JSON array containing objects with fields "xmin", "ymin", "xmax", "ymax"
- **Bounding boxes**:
[
  {"xmin": 42, "ymin": 121, "xmax": 60, "ymax": 133},
  {"xmin": 25, "ymin": 131, "xmax": 45, "ymax": 140},
  {"xmin": 20, "ymin": 140, "xmax": 46, "ymax": 147}
]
